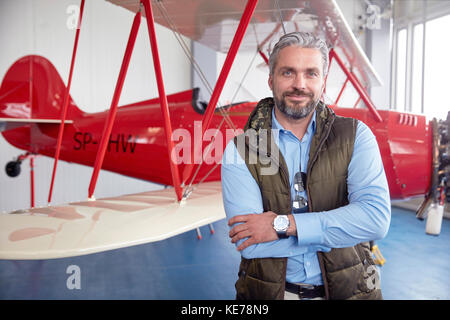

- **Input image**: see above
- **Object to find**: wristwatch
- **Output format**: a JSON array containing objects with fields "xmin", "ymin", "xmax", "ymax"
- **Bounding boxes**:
[{"xmin": 273, "ymin": 215, "xmax": 290, "ymax": 239}]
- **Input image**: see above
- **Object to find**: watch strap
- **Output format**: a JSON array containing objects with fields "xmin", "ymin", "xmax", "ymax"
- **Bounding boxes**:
[{"xmin": 276, "ymin": 230, "xmax": 289, "ymax": 239}]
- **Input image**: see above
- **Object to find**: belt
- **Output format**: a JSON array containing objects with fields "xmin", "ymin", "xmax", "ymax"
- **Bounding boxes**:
[{"xmin": 285, "ymin": 282, "xmax": 325, "ymax": 299}]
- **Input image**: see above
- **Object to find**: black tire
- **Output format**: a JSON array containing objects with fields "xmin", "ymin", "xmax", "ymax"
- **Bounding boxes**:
[{"xmin": 5, "ymin": 161, "xmax": 21, "ymax": 177}]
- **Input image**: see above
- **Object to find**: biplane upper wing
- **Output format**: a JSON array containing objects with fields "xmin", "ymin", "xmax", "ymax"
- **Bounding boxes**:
[
  {"xmin": 106, "ymin": 0, "xmax": 383, "ymax": 89},
  {"xmin": 0, "ymin": 182, "xmax": 224, "ymax": 260}
]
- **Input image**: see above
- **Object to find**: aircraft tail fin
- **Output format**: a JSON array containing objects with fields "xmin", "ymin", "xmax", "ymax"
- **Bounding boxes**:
[{"xmin": 0, "ymin": 55, "xmax": 83, "ymax": 123}]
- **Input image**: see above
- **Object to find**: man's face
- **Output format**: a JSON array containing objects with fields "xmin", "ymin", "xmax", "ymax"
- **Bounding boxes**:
[{"xmin": 269, "ymin": 46, "xmax": 325, "ymax": 120}]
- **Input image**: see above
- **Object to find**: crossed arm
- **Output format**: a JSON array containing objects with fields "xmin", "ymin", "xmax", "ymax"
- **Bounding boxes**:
[
  {"xmin": 228, "ymin": 211, "xmax": 296, "ymax": 251},
  {"xmin": 221, "ymin": 122, "xmax": 391, "ymax": 258}
]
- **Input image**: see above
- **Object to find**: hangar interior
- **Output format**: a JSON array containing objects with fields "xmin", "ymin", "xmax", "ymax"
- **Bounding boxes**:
[{"xmin": 0, "ymin": 0, "xmax": 449, "ymax": 300}]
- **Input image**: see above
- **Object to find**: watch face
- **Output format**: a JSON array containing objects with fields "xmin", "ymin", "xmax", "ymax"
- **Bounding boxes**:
[{"xmin": 274, "ymin": 215, "xmax": 289, "ymax": 231}]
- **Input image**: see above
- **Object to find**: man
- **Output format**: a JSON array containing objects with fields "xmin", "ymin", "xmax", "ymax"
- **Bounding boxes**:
[{"xmin": 221, "ymin": 32, "xmax": 391, "ymax": 300}]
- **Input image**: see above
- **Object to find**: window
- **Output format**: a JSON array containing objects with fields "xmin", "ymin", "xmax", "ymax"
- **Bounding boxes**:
[
  {"xmin": 393, "ymin": 12, "xmax": 450, "ymax": 120},
  {"xmin": 395, "ymin": 28, "xmax": 407, "ymax": 111},
  {"xmin": 411, "ymin": 23, "xmax": 423, "ymax": 114},
  {"xmin": 423, "ymin": 14, "xmax": 450, "ymax": 120}
]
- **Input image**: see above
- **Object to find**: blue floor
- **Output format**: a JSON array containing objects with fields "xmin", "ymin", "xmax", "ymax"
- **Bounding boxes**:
[
  {"xmin": 0, "ymin": 221, "xmax": 241, "ymax": 299},
  {"xmin": 0, "ymin": 206, "xmax": 449, "ymax": 299},
  {"xmin": 377, "ymin": 207, "xmax": 450, "ymax": 300}
]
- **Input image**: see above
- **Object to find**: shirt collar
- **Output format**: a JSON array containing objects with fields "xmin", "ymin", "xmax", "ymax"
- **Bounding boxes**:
[{"xmin": 271, "ymin": 107, "xmax": 317, "ymax": 139}]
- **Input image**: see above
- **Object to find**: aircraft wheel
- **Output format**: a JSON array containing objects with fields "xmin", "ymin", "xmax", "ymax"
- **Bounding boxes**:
[{"xmin": 5, "ymin": 161, "xmax": 21, "ymax": 177}]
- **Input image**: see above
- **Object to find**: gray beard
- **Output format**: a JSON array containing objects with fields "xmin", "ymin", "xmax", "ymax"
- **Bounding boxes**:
[{"xmin": 273, "ymin": 94, "xmax": 319, "ymax": 120}]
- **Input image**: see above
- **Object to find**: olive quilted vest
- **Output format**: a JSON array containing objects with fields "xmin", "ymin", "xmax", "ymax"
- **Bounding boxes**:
[{"xmin": 233, "ymin": 98, "xmax": 382, "ymax": 300}]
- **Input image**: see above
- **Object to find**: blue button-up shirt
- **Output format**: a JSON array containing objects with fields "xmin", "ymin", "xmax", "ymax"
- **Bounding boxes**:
[{"xmin": 221, "ymin": 108, "xmax": 391, "ymax": 285}]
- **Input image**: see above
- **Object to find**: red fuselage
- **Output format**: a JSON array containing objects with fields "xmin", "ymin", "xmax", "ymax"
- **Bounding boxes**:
[{"xmin": 1, "ymin": 55, "xmax": 432, "ymax": 200}]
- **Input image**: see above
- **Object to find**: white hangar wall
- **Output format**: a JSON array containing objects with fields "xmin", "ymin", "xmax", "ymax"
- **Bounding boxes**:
[{"xmin": 0, "ymin": 0, "xmax": 191, "ymax": 212}]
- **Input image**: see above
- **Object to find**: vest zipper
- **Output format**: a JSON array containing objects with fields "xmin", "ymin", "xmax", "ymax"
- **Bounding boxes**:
[
  {"xmin": 306, "ymin": 116, "xmax": 335, "ymax": 208},
  {"xmin": 306, "ymin": 111, "xmax": 335, "ymax": 300}
]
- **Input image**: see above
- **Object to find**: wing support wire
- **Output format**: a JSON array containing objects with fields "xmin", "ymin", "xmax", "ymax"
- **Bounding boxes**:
[
  {"xmin": 153, "ymin": 1, "xmax": 236, "ymax": 131},
  {"xmin": 155, "ymin": 0, "xmax": 262, "ymax": 198},
  {"xmin": 329, "ymin": 49, "xmax": 383, "ymax": 123},
  {"xmin": 89, "ymin": 0, "xmax": 194, "ymax": 202},
  {"xmin": 180, "ymin": 0, "xmax": 259, "ymax": 189},
  {"xmin": 49, "ymin": 0, "xmax": 258, "ymax": 203},
  {"xmin": 48, "ymin": 0, "xmax": 85, "ymax": 205},
  {"xmin": 275, "ymin": 0, "xmax": 286, "ymax": 35},
  {"xmin": 183, "ymin": 49, "xmax": 261, "ymax": 195}
]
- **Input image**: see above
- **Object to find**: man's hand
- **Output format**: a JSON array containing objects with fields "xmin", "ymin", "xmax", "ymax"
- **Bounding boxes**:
[{"xmin": 228, "ymin": 211, "xmax": 279, "ymax": 251}]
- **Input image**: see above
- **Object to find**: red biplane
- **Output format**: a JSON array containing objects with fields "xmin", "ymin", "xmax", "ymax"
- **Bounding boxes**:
[{"xmin": 0, "ymin": 0, "xmax": 448, "ymax": 259}]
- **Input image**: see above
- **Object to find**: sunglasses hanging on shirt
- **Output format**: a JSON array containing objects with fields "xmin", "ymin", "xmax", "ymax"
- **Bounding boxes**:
[{"xmin": 293, "ymin": 170, "xmax": 308, "ymax": 213}]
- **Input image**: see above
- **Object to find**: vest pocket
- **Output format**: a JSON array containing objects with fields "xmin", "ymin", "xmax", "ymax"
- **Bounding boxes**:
[
  {"xmin": 323, "ymin": 245, "xmax": 382, "ymax": 299},
  {"xmin": 235, "ymin": 258, "xmax": 286, "ymax": 300},
  {"xmin": 359, "ymin": 243, "xmax": 382, "ymax": 298},
  {"xmin": 323, "ymin": 246, "xmax": 363, "ymax": 299},
  {"xmin": 236, "ymin": 273, "xmax": 284, "ymax": 300}
]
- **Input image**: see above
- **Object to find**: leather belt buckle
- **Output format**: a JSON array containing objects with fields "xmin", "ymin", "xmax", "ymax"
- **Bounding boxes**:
[{"xmin": 285, "ymin": 282, "xmax": 325, "ymax": 300}]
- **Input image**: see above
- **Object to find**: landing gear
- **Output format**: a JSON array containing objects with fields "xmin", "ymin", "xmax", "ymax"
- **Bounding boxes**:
[
  {"xmin": 5, "ymin": 152, "xmax": 33, "ymax": 177},
  {"xmin": 4, "ymin": 152, "xmax": 36, "ymax": 207},
  {"xmin": 5, "ymin": 160, "xmax": 21, "ymax": 177}
]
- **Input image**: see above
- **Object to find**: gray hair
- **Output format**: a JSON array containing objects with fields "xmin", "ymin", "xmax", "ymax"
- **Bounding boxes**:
[{"xmin": 269, "ymin": 32, "xmax": 329, "ymax": 77}]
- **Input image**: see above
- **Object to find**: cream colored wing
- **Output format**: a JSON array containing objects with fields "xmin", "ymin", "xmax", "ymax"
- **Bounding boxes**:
[{"xmin": 0, "ymin": 181, "xmax": 225, "ymax": 260}]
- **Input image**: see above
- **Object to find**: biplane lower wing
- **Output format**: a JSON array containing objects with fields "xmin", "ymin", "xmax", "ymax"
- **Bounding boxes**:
[{"xmin": 0, "ymin": 181, "xmax": 225, "ymax": 260}]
